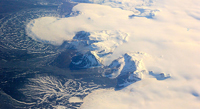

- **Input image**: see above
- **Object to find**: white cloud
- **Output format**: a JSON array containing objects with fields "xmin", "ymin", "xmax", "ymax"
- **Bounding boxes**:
[
  {"xmin": 26, "ymin": 4, "xmax": 133, "ymax": 45},
  {"xmin": 80, "ymin": 78, "xmax": 200, "ymax": 109}
]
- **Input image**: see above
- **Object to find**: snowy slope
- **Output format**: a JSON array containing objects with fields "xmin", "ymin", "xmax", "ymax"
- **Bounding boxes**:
[
  {"xmin": 71, "ymin": 30, "xmax": 128, "ymax": 56},
  {"xmin": 69, "ymin": 30, "xmax": 128, "ymax": 68},
  {"xmin": 104, "ymin": 52, "xmax": 148, "ymax": 89},
  {"xmin": 103, "ymin": 52, "xmax": 170, "ymax": 89},
  {"xmin": 70, "ymin": 51, "xmax": 101, "ymax": 69}
]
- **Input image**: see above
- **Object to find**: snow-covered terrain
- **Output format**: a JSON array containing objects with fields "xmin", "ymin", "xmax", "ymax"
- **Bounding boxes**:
[
  {"xmin": 103, "ymin": 52, "xmax": 148, "ymax": 88},
  {"xmin": 25, "ymin": 0, "xmax": 200, "ymax": 108},
  {"xmin": 69, "ymin": 30, "xmax": 128, "ymax": 68}
]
